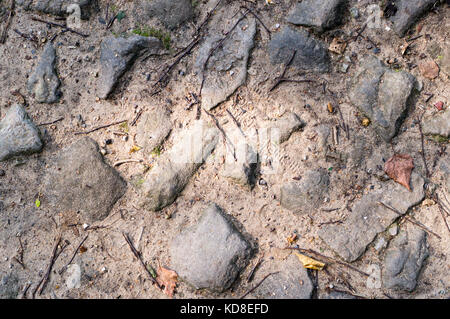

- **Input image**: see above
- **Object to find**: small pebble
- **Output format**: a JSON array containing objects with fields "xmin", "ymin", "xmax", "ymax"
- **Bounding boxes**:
[
  {"xmin": 0, "ymin": 169, "xmax": 5, "ymax": 177},
  {"xmin": 373, "ymin": 48, "xmax": 381, "ymax": 54}
]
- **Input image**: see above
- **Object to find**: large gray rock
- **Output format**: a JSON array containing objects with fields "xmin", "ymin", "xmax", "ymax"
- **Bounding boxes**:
[
  {"xmin": 139, "ymin": 120, "xmax": 219, "ymax": 211},
  {"xmin": 268, "ymin": 112, "xmax": 305, "ymax": 144},
  {"xmin": 318, "ymin": 173, "xmax": 425, "ymax": 262},
  {"xmin": 250, "ymin": 253, "xmax": 313, "ymax": 299},
  {"xmin": 268, "ymin": 26, "xmax": 330, "ymax": 73},
  {"xmin": 388, "ymin": 0, "xmax": 436, "ymax": 37},
  {"xmin": 27, "ymin": 43, "xmax": 61, "ymax": 104},
  {"xmin": 287, "ymin": 0, "xmax": 346, "ymax": 32},
  {"xmin": 422, "ymin": 108, "xmax": 450, "ymax": 138},
  {"xmin": 98, "ymin": 35, "xmax": 162, "ymax": 99},
  {"xmin": 135, "ymin": 106, "xmax": 172, "ymax": 155},
  {"xmin": 349, "ymin": 55, "xmax": 416, "ymax": 142},
  {"xmin": 383, "ymin": 224, "xmax": 428, "ymax": 291},
  {"xmin": 170, "ymin": 204, "xmax": 251, "ymax": 292},
  {"xmin": 195, "ymin": 17, "xmax": 256, "ymax": 111},
  {"xmin": 133, "ymin": 0, "xmax": 193, "ymax": 29},
  {"xmin": 0, "ymin": 104, "xmax": 43, "ymax": 161},
  {"xmin": 15, "ymin": 0, "xmax": 94, "ymax": 19},
  {"xmin": 0, "ymin": 273, "xmax": 19, "ymax": 299},
  {"xmin": 42, "ymin": 137, "xmax": 127, "ymax": 222},
  {"xmin": 280, "ymin": 168, "xmax": 330, "ymax": 214}
]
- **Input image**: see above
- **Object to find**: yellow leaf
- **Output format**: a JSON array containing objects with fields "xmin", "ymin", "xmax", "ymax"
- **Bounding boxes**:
[
  {"xmin": 294, "ymin": 251, "xmax": 325, "ymax": 270},
  {"xmin": 362, "ymin": 118, "xmax": 370, "ymax": 127},
  {"xmin": 129, "ymin": 145, "xmax": 141, "ymax": 154}
]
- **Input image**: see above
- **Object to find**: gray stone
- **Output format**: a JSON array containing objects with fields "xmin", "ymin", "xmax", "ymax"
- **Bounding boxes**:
[
  {"xmin": 221, "ymin": 141, "xmax": 257, "ymax": 188},
  {"xmin": 250, "ymin": 254, "xmax": 313, "ymax": 299},
  {"xmin": 422, "ymin": 108, "xmax": 450, "ymax": 138},
  {"xmin": 27, "ymin": 43, "xmax": 61, "ymax": 104},
  {"xmin": 383, "ymin": 224, "xmax": 428, "ymax": 291},
  {"xmin": 140, "ymin": 120, "xmax": 219, "ymax": 211},
  {"xmin": 0, "ymin": 272, "xmax": 19, "ymax": 299},
  {"xmin": 15, "ymin": 0, "xmax": 94, "ymax": 19},
  {"xmin": 135, "ymin": 106, "xmax": 172, "ymax": 155},
  {"xmin": 272, "ymin": 112, "xmax": 305, "ymax": 143},
  {"xmin": 65, "ymin": 264, "xmax": 81, "ymax": 289},
  {"xmin": 170, "ymin": 203, "xmax": 251, "ymax": 292},
  {"xmin": 280, "ymin": 168, "xmax": 330, "ymax": 214},
  {"xmin": 195, "ymin": 17, "xmax": 256, "ymax": 111},
  {"xmin": 318, "ymin": 173, "xmax": 425, "ymax": 262},
  {"xmin": 388, "ymin": 0, "xmax": 436, "ymax": 37},
  {"xmin": 0, "ymin": 104, "xmax": 43, "ymax": 161},
  {"xmin": 98, "ymin": 35, "xmax": 162, "ymax": 99},
  {"xmin": 134, "ymin": 0, "xmax": 193, "ymax": 30},
  {"xmin": 42, "ymin": 137, "xmax": 127, "ymax": 222},
  {"xmin": 350, "ymin": 7, "xmax": 360, "ymax": 19},
  {"xmin": 320, "ymin": 290, "xmax": 357, "ymax": 299},
  {"xmin": 287, "ymin": 0, "xmax": 346, "ymax": 32},
  {"xmin": 268, "ymin": 26, "xmax": 330, "ymax": 73},
  {"xmin": 349, "ymin": 55, "xmax": 416, "ymax": 142}
]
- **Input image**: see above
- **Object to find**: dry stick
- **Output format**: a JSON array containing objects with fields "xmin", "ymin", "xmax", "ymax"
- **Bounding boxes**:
[
  {"xmin": 336, "ymin": 105, "xmax": 350, "ymax": 140},
  {"xmin": 204, "ymin": 110, "xmax": 237, "ymax": 161},
  {"xmin": 0, "ymin": 0, "xmax": 14, "ymax": 44},
  {"xmin": 246, "ymin": 255, "xmax": 264, "ymax": 283},
  {"xmin": 240, "ymin": 272, "xmax": 279, "ymax": 299},
  {"xmin": 226, "ymin": 108, "xmax": 245, "ymax": 137},
  {"xmin": 130, "ymin": 109, "xmax": 143, "ymax": 126},
  {"xmin": 417, "ymin": 114, "xmax": 430, "ymax": 178},
  {"xmin": 74, "ymin": 119, "xmax": 127, "ymax": 135},
  {"xmin": 199, "ymin": 9, "xmax": 250, "ymax": 96},
  {"xmin": 240, "ymin": 5, "xmax": 271, "ymax": 38},
  {"xmin": 113, "ymin": 159, "xmax": 144, "ymax": 167},
  {"xmin": 59, "ymin": 235, "xmax": 89, "ymax": 275},
  {"xmin": 268, "ymin": 50, "xmax": 296, "ymax": 92},
  {"xmin": 31, "ymin": 17, "xmax": 89, "ymax": 38},
  {"xmin": 285, "ymin": 247, "xmax": 370, "ymax": 277},
  {"xmin": 435, "ymin": 194, "xmax": 450, "ymax": 235},
  {"xmin": 14, "ymin": 28, "xmax": 38, "ymax": 43},
  {"xmin": 378, "ymin": 201, "xmax": 442, "ymax": 239},
  {"xmin": 106, "ymin": 12, "xmax": 118, "ymax": 30},
  {"xmin": 122, "ymin": 232, "xmax": 161, "ymax": 289},
  {"xmin": 38, "ymin": 117, "xmax": 64, "ymax": 126}
]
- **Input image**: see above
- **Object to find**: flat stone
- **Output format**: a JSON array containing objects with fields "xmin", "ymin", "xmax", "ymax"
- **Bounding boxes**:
[
  {"xmin": 42, "ymin": 137, "xmax": 127, "ymax": 222},
  {"xmin": 272, "ymin": 112, "xmax": 305, "ymax": 143},
  {"xmin": 280, "ymin": 168, "xmax": 330, "ymax": 214},
  {"xmin": 65, "ymin": 264, "xmax": 81, "ymax": 289},
  {"xmin": 268, "ymin": 26, "xmax": 330, "ymax": 73},
  {"xmin": 0, "ymin": 104, "xmax": 43, "ymax": 161},
  {"xmin": 221, "ymin": 140, "xmax": 257, "ymax": 188},
  {"xmin": 318, "ymin": 173, "xmax": 425, "ymax": 262},
  {"xmin": 250, "ymin": 253, "xmax": 313, "ymax": 299},
  {"xmin": 383, "ymin": 224, "xmax": 428, "ymax": 291},
  {"xmin": 388, "ymin": 0, "xmax": 436, "ymax": 37},
  {"xmin": 349, "ymin": 55, "xmax": 416, "ymax": 142},
  {"xmin": 27, "ymin": 43, "xmax": 61, "ymax": 104},
  {"xmin": 422, "ymin": 108, "xmax": 450, "ymax": 138},
  {"xmin": 15, "ymin": 0, "xmax": 94, "ymax": 19},
  {"xmin": 135, "ymin": 106, "xmax": 172, "ymax": 155},
  {"xmin": 170, "ymin": 203, "xmax": 251, "ymax": 292},
  {"xmin": 418, "ymin": 59, "xmax": 440, "ymax": 79},
  {"xmin": 98, "ymin": 35, "xmax": 162, "ymax": 99},
  {"xmin": 139, "ymin": 120, "xmax": 219, "ymax": 211},
  {"xmin": 134, "ymin": 0, "xmax": 193, "ymax": 30},
  {"xmin": 287, "ymin": 0, "xmax": 346, "ymax": 32},
  {"xmin": 195, "ymin": 16, "xmax": 256, "ymax": 111},
  {"xmin": 0, "ymin": 272, "xmax": 19, "ymax": 299}
]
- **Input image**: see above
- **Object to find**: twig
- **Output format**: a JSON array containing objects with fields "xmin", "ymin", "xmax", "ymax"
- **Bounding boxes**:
[
  {"xmin": 13, "ymin": 237, "xmax": 25, "ymax": 269},
  {"xmin": 406, "ymin": 34, "xmax": 423, "ymax": 42},
  {"xmin": 353, "ymin": 23, "xmax": 367, "ymax": 40},
  {"xmin": 38, "ymin": 117, "xmax": 64, "ymax": 126},
  {"xmin": 326, "ymin": 287, "xmax": 366, "ymax": 299},
  {"xmin": 268, "ymin": 50, "xmax": 296, "ymax": 92},
  {"xmin": 0, "ymin": 0, "xmax": 14, "ymax": 44},
  {"xmin": 336, "ymin": 105, "xmax": 350, "ymax": 140},
  {"xmin": 226, "ymin": 108, "xmax": 245, "ymax": 137},
  {"xmin": 240, "ymin": 272, "xmax": 279, "ymax": 299},
  {"xmin": 378, "ymin": 201, "xmax": 441, "ymax": 239},
  {"xmin": 416, "ymin": 114, "xmax": 430, "ymax": 178},
  {"xmin": 59, "ymin": 235, "xmax": 89, "ymax": 275},
  {"xmin": 285, "ymin": 247, "xmax": 370, "ymax": 277},
  {"xmin": 13, "ymin": 28, "xmax": 38, "ymax": 43},
  {"xmin": 130, "ymin": 109, "xmax": 143, "ymax": 126},
  {"xmin": 204, "ymin": 110, "xmax": 237, "ymax": 161},
  {"xmin": 318, "ymin": 218, "xmax": 344, "ymax": 227},
  {"xmin": 240, "ymin": 5, "xmax": 271, "ymax": 38},
  {"xmin": 106, "ymin": 13, "xmax": 118, "ymax": 29},
  {"xmin": 113, "ymin": 159, "xmax": 144, "ymax": 167},
  {"xmin": 74, "ymin": 120, "xmax": 127, "ymax": 135},
  {"xmin": 246, "ymin": 255, "xmax": 264, "ymax": 283},
  {"xmin": 434, "ymin": 194, "xmax": 450, "ymax": 235},
  {"xmin": 31, "ymin": 17, "xmax": 89, "ymax": 38},
  {"xmin": 122, "ymin": 232, "xmax": 161, "ymax": 289}
]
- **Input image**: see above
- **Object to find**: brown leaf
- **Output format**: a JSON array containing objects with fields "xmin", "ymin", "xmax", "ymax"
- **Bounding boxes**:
[
  {"xmin": 384, "ymin": 154, "xmax": 414, "ymax": 191},
  {"xmin": 156, "ymin": 265, "xmax": 178, "ymax": 298},
  {"xmin": 418, "ymin": 60, "xmax": 440, "ymax": 79}
]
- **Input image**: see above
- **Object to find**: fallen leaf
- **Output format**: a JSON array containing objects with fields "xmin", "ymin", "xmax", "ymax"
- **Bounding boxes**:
[
  {"xmin": 434, "ymin": 101, "xmax": 444, "ymax": 111},
  {"xmin": 329, "ymin": 38, "xmax": 347, "ymax": 55},
  {"xmin": 294, "ymin": 251, "xmax": 325, "ymax": 270},
  {"xmin": 129, "ymin": 145, "xmax": 141, "ymax": 154},
  {"xmin": 384, "ymin": 154, "xmax": 414, "ymax": 191},
  {"xmin": 156, "ymin": 266, "xmax": 178, "ymax": 298},
  {"xmin": 35, "ymin": 198, "xmax": 41, "ymax": 208},
  {"xmin": 418, "ymin": 59, "xmax": 440, "ymax": 79},
  {"xmin": 362, "ymin": 117, "xmax": 370, "ymax": 126},
  {"xmin": 327, "ymin": 102, "xmax": 334, "ymax": 113},
  {"xmin": 286, "ymin": 234, "xmax": 298, "ymax": 245}
]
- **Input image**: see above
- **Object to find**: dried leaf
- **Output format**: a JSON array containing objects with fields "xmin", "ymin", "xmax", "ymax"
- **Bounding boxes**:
[
  {"xmin": 329, "ymin": 38, "xmax": 347, "ymax": 55},
  {"xmin": 294, "ymin": 251, "xmax": 325, "ymax": 270},
  {"xmin": 156, "ymin": 266, "xmax": 178, "ymax": 298},
  {"xmin": 129, "ymin": 145, "xmax": 141, "ymax": 154},
  {"xmin": 384, "ymin": 154, "xmax": 414, "ymax": 191},
  {"xmin": 286, "ymin": 234, "xmax": 298, "ymax": 245}
]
